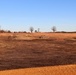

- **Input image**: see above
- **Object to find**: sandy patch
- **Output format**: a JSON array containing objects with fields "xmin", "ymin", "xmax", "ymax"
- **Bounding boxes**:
[{"xmin": 0, "ymin": 65, "xmax": 76, "ymax": 75}]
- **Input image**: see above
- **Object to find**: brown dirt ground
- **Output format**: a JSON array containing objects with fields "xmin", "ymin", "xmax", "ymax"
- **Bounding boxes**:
[
  {"xmin": 0, "ymin": 33, "xmax": 76, "ymax": 72},
  {"xmin": 0, "ymin": 64, "xmax": 76, "ymax": 75}
]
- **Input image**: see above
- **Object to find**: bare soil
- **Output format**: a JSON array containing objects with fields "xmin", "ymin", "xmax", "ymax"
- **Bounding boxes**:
[
  {"xmin": 0, "ymin": 65, "xmax": 76, "ymax": 75},
  {"xmin": 0, "ymin": 33, "xmax": 76, "ymax": 70}
]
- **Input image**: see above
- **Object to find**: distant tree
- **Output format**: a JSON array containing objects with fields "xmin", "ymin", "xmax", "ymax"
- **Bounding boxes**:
[
  {"xmin": 7, "ymin": 30, "xmax": 11, "ymax": 33},
  {"xmin": 23, "ymin": 31, "xmax": 27, "ymax": 33},
  {"xmin": 38, "ymin": 28, "xmax": 40, "ymax": 32},
  {"xmin": 0, "ymin": 26, "xmax": 1, "ymax": 31},
  {"xmin": 51, "ymin": 26, "xmax": 56, "ymax": 32},
  {"xmin": 29, "ymin": 27, "xmax": 34, "ymax": 33},
  {"xmin": 0, "ymin": 30, "xmax": 5, "ymax": 33},
  {"xmin": 35, "ymin": 30, "xmax": 37, "ymax": 33}
]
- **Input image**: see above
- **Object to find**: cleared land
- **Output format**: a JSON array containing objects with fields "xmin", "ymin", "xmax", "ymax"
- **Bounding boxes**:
[
  {"xmin": 0, "ymin": 65, "xmax": 76, "ymax": 75},
  {"xmin": 0, "ymin": 33, "xmax": 76, "ymax": 74}
]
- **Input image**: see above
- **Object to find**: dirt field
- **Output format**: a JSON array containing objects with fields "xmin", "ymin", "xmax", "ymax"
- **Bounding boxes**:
[
  {"xmin": 0, "ymin": 65, "xmax": 76, "ymax": 75},
  {"xmin": 0, "ymin": 33, "xmax": 76, "ymax": 71}
]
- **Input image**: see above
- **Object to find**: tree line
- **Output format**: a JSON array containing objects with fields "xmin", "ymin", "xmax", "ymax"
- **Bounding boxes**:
[
  {"xmin": 0, "ymin": 26, "xmax": 57, "ymax": 33},
  {"xmin": 29, "ymin": 26, "xmax": 56, "ymax": 33}
]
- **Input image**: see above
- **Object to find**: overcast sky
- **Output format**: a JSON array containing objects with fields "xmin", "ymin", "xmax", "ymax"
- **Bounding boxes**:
[{"xmin": 0, "ymin": 0, "xmax": 76, "ymax": 32}]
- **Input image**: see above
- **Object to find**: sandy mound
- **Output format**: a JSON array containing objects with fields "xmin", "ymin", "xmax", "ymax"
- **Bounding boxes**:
[{"xmin": 0, "ymin": 65, "xmax": 76, "ymax": 75}]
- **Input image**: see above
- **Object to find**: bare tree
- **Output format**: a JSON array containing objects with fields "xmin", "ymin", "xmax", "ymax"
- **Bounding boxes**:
[
  {"xmin": 51, "ymin": 26, "xmax": 56, "ymax": 32},
  {"xmin": 30, "ymin": 27, "xmax": 34, "ymax": 33},
  {"xmin": 38, "ymin": 28, "xmax": 40, "ymax": 32}
]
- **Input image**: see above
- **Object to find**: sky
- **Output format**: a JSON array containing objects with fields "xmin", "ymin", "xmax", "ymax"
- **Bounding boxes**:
[{"xmin": 0, "ymin": 0, "xmax": 76, "ymax": 32}]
